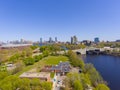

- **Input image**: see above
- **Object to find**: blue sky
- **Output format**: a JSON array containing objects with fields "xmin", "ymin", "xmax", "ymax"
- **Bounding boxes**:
[{"xmin": 0, "ymin": 0, "xmax": 120, "ymax": 42}]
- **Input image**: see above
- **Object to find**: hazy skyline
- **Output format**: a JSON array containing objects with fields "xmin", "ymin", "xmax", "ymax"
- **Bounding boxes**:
[{"xmin": 0, "ymin": 0, "xmax": 120, "ymax": 42}]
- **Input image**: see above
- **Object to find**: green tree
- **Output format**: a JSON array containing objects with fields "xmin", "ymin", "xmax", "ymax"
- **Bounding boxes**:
[
  {"xmin": 94, "ymin": 84, "xmax": 110, "ymax": 90},
  {"xmin": 11, "ymin": 61, "xmax": 24, "ymax": 74},
  {"xmin": 80, "ymin": 73, "xmax": 91, "ymax": 89},
  {"xmin": 41, "ymin": 82, "xmax": 52, "ymax": 90},
  {"xmin": 30, "ymin": 79, "xmax": 41, "ymax": 90},
  {"xmin": 67, "ymin": 50, "xmax": 85, "ymax": 69},
  {"xmin": 0, "ymin": 72, "xmax": 8, "ymax": 80},
  {"xmin": 84, "ymin": 64, "xmax": 104, "ymax": 86},
  {"xmin": 43, "ymin": 50, "xmax": 49, "ymax": 57},
  {"xmin": 30, "ymin": 45, "xmax": 39, "ymax": 50},
  {"xmin": 52, "ymin": 44, "xmax": 61, "ymax": 55},
  {"xmin": 21, "ymin": 51, "xmax": 26, "ymax": 58},
  {"xmin": 18, "ymin": 78, "xmax": 30, "ymax": 90},
  {"xmin": 22, "ymin": 47, "xmax": 33, "ymax": 57},
  {"xmin": 33, "ymin": 55, "xmax": 42, "ymax": 62},
  {"xmin": 40, "ymin": 46, "xmax": 47, "ymax": 52},
  {"xmin": 23, "ymin": 57, "xmax": 34, "ymax": 66},
  {"xmin": 9, "ymin": 53, "xmax": 20, "ymax": 63},
  {"xmin": 0, "ymin": 76, "xmax": 31, "ymax": 90},
  {"xmin": 73, "ymin": 80, "xmax": 83, "ymax": 90}
]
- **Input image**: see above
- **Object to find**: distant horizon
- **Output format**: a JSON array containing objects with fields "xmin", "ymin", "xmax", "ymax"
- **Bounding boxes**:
[
  {"xmin": 0, "ymin": 0, "xmax": 120, "ymax": 42},
  {"xmin": 0, "ymin": 36, "xmax": 119, "ymax": 43}
]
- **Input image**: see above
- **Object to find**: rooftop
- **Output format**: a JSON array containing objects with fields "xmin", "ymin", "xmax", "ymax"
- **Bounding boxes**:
[
  {"xmin": 42, "ymin": 62, "xmax": 71, "ymax": 73},
  {"xmin": 20, "ymin": 72, "xmax": 50, "ymax": 78},
  {"xmin": 0, "ymin": 44, "xmax": 32, "ymax": 48}
]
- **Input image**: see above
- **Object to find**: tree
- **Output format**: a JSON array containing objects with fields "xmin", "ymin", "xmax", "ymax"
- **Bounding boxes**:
[
  {"xmin": 21, "ymin": 51, "xmax": 26, "ymax": 58},
  {"xmin": 23, "ymin": 57, "xmax": 34, "ymax": 66},
  {"xmin": 0, "ymin": 72, "xmax": 8, "ymax": 80},
  {"xmin": 51, "ymin": 44, "xmax": 61, "ymax": 55},
  {"xmin": 43, "ymin": 50, "xmax": 49, "ymax": 57},
  {"xmin": 30, "ymin": 79, "xmax": 41, "ymax": 90},
  {"xmin": 22, "ymin": 47, "xmax": 33, "ymax": 57},
  {"xmin": 94, "ymin": 84, "xmax": 110, "ymax": 90},
  {"xmin": 67, "ymin": 50, "xmax": 85, "ymax": 69},
  {"xmin": 73, "ymin": 80, "xmax": 83, "ymax": 90},
  {"xmin": 41, "ymin": 82, "xmax": 52, "ymax": 90},
  {"xmin": 0, "ymin": 76, "xmax": 31, "ymax": 90},
  {"xmin": 84, "ymin": 64, "xmax": 104, "ymax": 86},
  {"xmin": 62, "ymin": 78, "xmax": 71, "ymax": 90},
  {"xmin": 10, "ymin": 61, "xmax": 24, "ymax": 74},
  {"xmin": 33, "ymin": 55, "xmax": 42, "ymax": 62},
  {"xmin": 30, "ymin": 45, "xmax": 39, "ymax": 50},
  {"xmin": 9, "ymin": 53, "xmax": 20, "ymax": 63},
  {"xmin": 13, "ymin": 78, "xmax": 30, "ymax": 90},
  {"xmin": 0, "ymin": 65, "xmax": 7, "ymax": 72},
  {"xmin": 40, "ymin": 46, "xmax": 47, "ymax": 52},
  {"xmin": 0, "ymin": 54, "xmax": 8, "ymax": 63},
  {"xmin": 64, "ymin": 72, "xmax": 84, "ymax": 90}
]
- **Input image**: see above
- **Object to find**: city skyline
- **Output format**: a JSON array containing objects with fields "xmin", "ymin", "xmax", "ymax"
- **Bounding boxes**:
[{"xmin": 0, "ymin": 0, "xmax": 120, "ymax": 42}]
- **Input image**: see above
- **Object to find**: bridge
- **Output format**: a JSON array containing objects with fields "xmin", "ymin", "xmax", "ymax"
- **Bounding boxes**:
[
  {"xmin": 72, "ymin": 47, "xmax": 106, "ymax": 55},
  {"xmin": 72, "ymin": 49, "xmax": 87, "ymax": 55},
  {"xmin": 33, "ymin": 47, "xmax": 110, "ymax": 56},
  {"xmin": 57, "ymin": 47, "xmax": 106, "ymax": 55}
]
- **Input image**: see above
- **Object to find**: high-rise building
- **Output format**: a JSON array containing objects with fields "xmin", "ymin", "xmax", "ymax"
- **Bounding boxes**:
[
  {"xmin": 49, "ymin": 37, "xmax": 52, "ymax": 43},
  {"xmin": 94, "ymin": 37, "xmax": 100, "ymax": 43},
  {"xmin": 73, "ymin": 35, "xmax": 78, "ymax": 44},
  {"xmin": 40, "ymin": 38, "xmax": 42, "ymax": 44},
  {"xmin": 116, "ymin": 39, "xmax": 120, "ymax": 42},
  {"xmin": 71, "ymin": 37, "xmax": 74, "ymax": 44},
  {"xmin": 55, "ymin": 37, "xmax": 57, "ymax": 42},
  {"xmin": 20, "ymin": 39, "xmax": 24, "ymax": 44},
  {"xmin": 71, "ymin": 35, "xmax": 78, "ymax": 44}
]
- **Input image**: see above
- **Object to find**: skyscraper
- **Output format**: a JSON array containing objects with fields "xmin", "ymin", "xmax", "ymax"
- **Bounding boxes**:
[
  {"xmin": 94, "ymin": 37, "xmax": 100, "ymax": 43},
  {"xmin": 55, "ymin": 37, "xmax": 57, "ymax": 42},
  {"xmin": 73, "ymin": 35, "xmax": 78, "ymax": 44},
  {"xmin": 49, "ymin": 37, "xmax": 52, "ymax": 43},
  {"xmin": 71, "ymin": 37, "xmax": 73, "ymax": 44},
  {"xmin": 20, "ymin": 39, "xmax": 24, "ymax": 44},
  {"xmin": 71, "ymin": 35, "xmax": 78, "ymax": 44},
  {"xmin": 40, "ymin": 38, "xmax": 42, "ymax": 44}
]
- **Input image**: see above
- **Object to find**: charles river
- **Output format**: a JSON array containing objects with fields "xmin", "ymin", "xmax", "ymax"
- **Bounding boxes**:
[{"xmin": 83, "ymin": 55, "xmax": 120, "ymax": 90}]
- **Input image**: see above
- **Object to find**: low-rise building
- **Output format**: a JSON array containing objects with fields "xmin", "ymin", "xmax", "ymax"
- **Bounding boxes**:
[
  {"xmin": 41, "ymin": 62, "xmax": 71, "ymax": 75},
  {"xmin": 20, "ymin": 72, "xmax": 51, "ymax": 81},
  {"xmin": 0, "ymin": 44, "xmax": 32, "ymax": 49}
]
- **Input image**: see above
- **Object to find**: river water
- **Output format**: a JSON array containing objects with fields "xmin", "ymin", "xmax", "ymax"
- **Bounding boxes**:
[{"xmin": 83, "ymin": 55, "xmax": 120, "ymax": 90}]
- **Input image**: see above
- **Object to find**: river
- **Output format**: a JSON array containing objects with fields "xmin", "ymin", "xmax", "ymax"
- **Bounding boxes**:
[{"xmin": 83, "ymin": 55, "xmax": 120, "ymax": 90}]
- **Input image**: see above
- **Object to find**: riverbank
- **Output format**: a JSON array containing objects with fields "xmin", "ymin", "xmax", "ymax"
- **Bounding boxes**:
[
  {"xmin": 86, "ymin": 50, "xmax": 120, "ymax": 57},
  {"xmin": 105, "ymin": 52, "xmax": 120, "ymax": 57},
  {"xmin": 83, "ymin": 55, "xmax": 120, "ymax": 90}
]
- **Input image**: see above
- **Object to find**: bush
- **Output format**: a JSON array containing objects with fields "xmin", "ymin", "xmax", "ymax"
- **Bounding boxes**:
[
  {"xmin": 94, "ymin": 84, "xmax": 110, "ymax": 90},
  {"xmin": 73, "ymin": 80, "xmax": 83, "ymax": 90},
  {"xmin": 10, "ymin": 61, "xmax": 24, "ymax": 75},
  {"xmin": 0, "ymin": 72, "xmax": 8, "ymax": 80},
  {"xmin": 67, "ymin": 50, "xmax": 85, "ymax": 69},
  {"xmin": 34, "ymin": 55, "xmax": 43, "ymax": 62},
  {"xmin": 23, "ymin": 57, "xmax": 35, "ymax": 66},
  {"xmin": 84, "ymin": 64, "xmax": 104, "ymax": 86},
  {"xmin": 43, "ymin": 50, "xmax": 49, "ymax": 57}
]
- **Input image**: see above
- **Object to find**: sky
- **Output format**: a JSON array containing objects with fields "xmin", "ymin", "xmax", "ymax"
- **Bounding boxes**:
[{"xmin": 0, "ymin": 0, "xmax": 120, "ymax": 42}]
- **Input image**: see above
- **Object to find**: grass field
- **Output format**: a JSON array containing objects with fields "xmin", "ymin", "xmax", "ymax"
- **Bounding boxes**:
[
  {"xmin": 15, "ymin": 55, "xmax": 68, "ymax": 76},
  {"xmin": 43, "ymin": 56, "xmax": 68, "ymax": 65}
]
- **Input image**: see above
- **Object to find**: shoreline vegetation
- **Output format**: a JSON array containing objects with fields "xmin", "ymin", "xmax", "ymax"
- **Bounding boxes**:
[
  {"xmin": 104, "ymin": 52, "xmax": 120, "ymax": 57},
  {"xmin": 0, "ymin": 45, "xmax": 110, "ymax": 90},
  {"xmin": 62, "ymin": 50, "xmax": 109, "ymax": 90}
]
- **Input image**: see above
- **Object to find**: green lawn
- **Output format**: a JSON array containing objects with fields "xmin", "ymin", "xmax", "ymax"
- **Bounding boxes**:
[
  {"xmin": 43, "ymin": 56, "xmax": 68, "ymax": 65},
  {"xmin": 15, "ymin": 55, "xmax": 68, "ymax": 76},
  {"xmin": 50, "ymin": 72, "xmax": 55, "ymax": 78}
]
